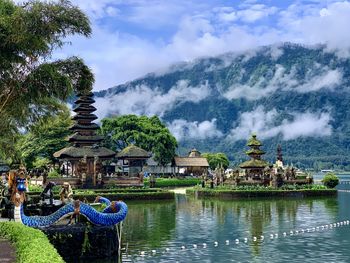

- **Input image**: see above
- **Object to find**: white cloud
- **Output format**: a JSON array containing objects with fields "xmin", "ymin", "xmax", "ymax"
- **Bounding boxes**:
[
  {"xmin": 49, "ymin": 0, "xmax": 350, "ymax": 90},
  {"xmin": 279, "ymin": 1, "xmax": 350, "ymax": 52},
  {"xmin": 229, "ymin": 106, "xmax": 332, "ymax": 141},
  {"xmin": 223, "ymin": 64, "xmax": 342, "ymax": 100},
  {"xmin": 94, "ymin": 80, "xmax": 210, "ymax": 119},
  {"xmin": 70, "ymin": 0, "xmax": 120, "ymax": 19},
  {"xmin": 167, "ymin": 119, "xmax": 223, "ymax": 141},
  {"xmin": 237, "ymin": 4, "xmax": 278, "ymax": 23},
  {"xmin": 295, "ymin": 69, "xmax": 342, "ymax": 92}
]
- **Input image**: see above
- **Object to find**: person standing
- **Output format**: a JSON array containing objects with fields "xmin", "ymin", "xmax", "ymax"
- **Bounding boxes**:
[{"xmin": 150, "ymin": 173, "xmax": 156, "ymax": 188}]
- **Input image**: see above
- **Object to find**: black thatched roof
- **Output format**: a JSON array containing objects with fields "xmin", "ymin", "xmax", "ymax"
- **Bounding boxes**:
[
  {"xmin": 72, "ymin": 114, "xmax": 98, "ymax": 121},
  {"xmin": 69, "ymin": 123, "xmax": 99, "ymax": 131},
  {"xmin": 53, "ymin": 146, "xmax": 115, "ymax": 159},
  {"xmin": 239, "ymin": 159, "xmax": 270, "ymax": 168},
  {"xmin": 68, "ymin": 133, "xmax": 103, "ymax": 143},
  {"xmin": 247, "ymin": 134, "xmax": 262, "ymax": 146},
  {"xmin": 74, "ymin": 97, "xmax": 95, "ymax": 104},
  {"xmin": 117, "ymin": 145, "xmax": 151, "ymax": 159},
  {"xmin": 76, "ymin": 92, "xmax": 93, "ymax": 97},
  {"xmin": 54, "ymin": 92, "xmax": 116, "ymax": 161},
  {"xmin": 73, "ymin": 104, "xmax": 97, "ymax": 113}
]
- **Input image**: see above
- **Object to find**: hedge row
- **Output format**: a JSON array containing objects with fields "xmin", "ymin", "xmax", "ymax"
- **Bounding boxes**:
[
  {"xmin": 187, "ymin": 188, "xmax": 337, "ymax": 198},
  {"xmin": 27, "ymin": 187, "xmax": 162, "ymax": 196},
  {"xmin": 28, "ymin": 191, "xmax": 175, "ymax": 203},
  {"xmin": 144, "ymin": 178, "xmax": 201, "ymax": 188},
  {"xmin": 0, "ymin": 222, "xmax": 64, "ymax": 263}
]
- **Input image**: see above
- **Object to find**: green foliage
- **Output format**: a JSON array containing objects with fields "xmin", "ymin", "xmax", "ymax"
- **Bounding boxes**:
[
  {"xmin": 100, "ymin": 115, "xmax": 177, "ymax": 166},
  {"xmin": 144, "ymin": 178, "xmax": 201, "ymax": 187},
  {"xmin": 18, "ymin": 106, "xmax": 72, "ymax": 167},
  {"xmin": 202, "ymin": 152, "xmax": 230, "ymax": 170},
  {"xmin": 28, "ymin": 191, "xmax": 175, "ymax": 202},
  {"xmin": 26, "ymin": 188, "xmax": 162, "ymax": 196},
  {"xmin": 0, "ymin": 0, "xmax": 93, "ymax": 161},
  {"xmin": 0, "ymin": 222, "xmax": 64, "ymax": 263},
  {"xmin": 32, "ymin": 157, "xmax": 50, "ymax": 169},
  {"xmin": 48, "ymin": 169, "xmax": 60, "ymax": 178},
  {"xmin": 322, "ymin": 173, "xmax": 339, "ymax": 188},
  {"xmin": 28, "ymin": 184, "xmax": 43, "ymax": 192}
]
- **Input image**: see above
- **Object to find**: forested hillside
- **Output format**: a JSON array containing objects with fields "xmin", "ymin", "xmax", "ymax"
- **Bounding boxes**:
[{"xmin": 95, "ymin": 43, "xmax": 350, "ymax": 170}]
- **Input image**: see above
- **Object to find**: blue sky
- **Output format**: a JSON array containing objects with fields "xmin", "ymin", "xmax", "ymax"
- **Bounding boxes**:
[{"xmin": 46, "ymin": 0, "xmax": 350, "ymax": 91}]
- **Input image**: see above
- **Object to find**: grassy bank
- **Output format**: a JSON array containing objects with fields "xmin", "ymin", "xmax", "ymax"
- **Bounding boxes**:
[
  {"xmin": 0, "ymin": 222, "xmax": 64, "ymax": 263},
  {"xmin": 187, "ymin": 186, "xmax": 337, "ymax": 198}
]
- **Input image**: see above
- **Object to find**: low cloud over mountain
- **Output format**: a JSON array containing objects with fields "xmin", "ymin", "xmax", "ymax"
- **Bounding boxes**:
[{"xmin": 94, "ymin": 43, "xmax": 350, "ymax": 166}]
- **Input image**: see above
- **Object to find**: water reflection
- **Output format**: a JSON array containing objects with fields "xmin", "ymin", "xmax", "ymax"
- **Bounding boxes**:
[
  {"xmin": 123, "ymin": 192, "xmax": 350, "ymax": 262},
  {"xmin": 123, "ymin": 200, "xmax": 176, "ymax": 249}
]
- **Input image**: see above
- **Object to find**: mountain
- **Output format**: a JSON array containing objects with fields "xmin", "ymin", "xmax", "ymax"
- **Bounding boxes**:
[{"xmin": 94, "ymin": 43, "xmax": 350, "ymax": 170}]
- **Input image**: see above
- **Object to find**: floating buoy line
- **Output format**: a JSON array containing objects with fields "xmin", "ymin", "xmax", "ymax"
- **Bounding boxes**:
[{"xmin": 124, "ymin": 220, "xmax": 350, "ymax": 260}]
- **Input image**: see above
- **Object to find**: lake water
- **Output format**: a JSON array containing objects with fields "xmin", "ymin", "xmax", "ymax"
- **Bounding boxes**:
[{"xmin": 121, "ymin": 174, "xmax": 350, "ymax": 262}]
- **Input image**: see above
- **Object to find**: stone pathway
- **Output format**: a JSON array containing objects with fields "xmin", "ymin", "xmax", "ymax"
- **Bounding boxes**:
[{"xmin": 0, "ymin": 238, "xmax": 16, "ymax": 263}]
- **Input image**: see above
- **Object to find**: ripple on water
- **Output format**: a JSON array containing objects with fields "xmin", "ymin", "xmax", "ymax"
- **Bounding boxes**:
[{"xmin": 122, "ymin": 192, "xmax": 350, "ymax": 263}]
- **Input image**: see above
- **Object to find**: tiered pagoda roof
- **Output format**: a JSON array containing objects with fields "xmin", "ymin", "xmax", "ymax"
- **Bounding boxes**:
[
  {"xmin": 277, "ymin": 144, "xmax": 283, "ymax": 162},
  {"xmin": 240, "ymin": 134, "xmax": 269, "ymax": 168},
  {"xmin": 54, "ymin": 92, "xmax": 115, "ymax": 159}
]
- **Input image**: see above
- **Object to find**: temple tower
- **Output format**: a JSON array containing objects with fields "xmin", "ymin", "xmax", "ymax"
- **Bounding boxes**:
[
  {"xmin": 69, "ymin": 92, "xmax": 103, "ymax": 147},
  {"xmin": 277, "ymin": 144, "xmax": 283, "ymax": 162},
  {"xmin": 54, "ymin": 92, "xmax": 115, "ymax": 187},
  {"xmin": 239, "ymin": 134, "xmax": 269, "ymax": 180},
  {"xmin": 276, "ymin": 144, "xmax": 284, "ymax": 168}
]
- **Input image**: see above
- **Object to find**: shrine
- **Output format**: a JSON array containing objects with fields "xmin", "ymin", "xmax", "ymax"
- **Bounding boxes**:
[
  {"xmin": 53, "ymin": 92, "xmax": 115, "ymax": 187},
  {"xmin": 239, "ymin": 134, "xmax": 270, "ymax": 181}
]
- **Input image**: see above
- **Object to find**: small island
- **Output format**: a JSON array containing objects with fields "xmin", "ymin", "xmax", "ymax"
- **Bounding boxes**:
[{"xmin": 188, "ymin": 134, "xmax": 337, "ymax": 198}]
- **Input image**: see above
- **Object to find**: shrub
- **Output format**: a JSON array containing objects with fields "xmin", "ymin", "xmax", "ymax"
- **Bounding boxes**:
[
  {"xmin": 28, "ymin": 184, "xmax": 43, "ymax": 192},
  {"xmin": 28, "ymin": 190, "xmax": 175, "ymax": 203},
  {"xmin": 48, "ymin": 169, "xmax": 60, "ymax": 178},
  {"xmin": 322, "ymin": 173, "xmax": 339, "ymax": 188},
  {"xmin": 0, "ymin": 222, "xmax": 64, "ymax": 263}
]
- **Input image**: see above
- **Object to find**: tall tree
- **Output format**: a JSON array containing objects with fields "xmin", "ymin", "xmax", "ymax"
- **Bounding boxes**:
[
  {"xmin": 202, "ymin": 152, "xmax": 230, "ymax": 170},
  {"xmin": 18, "ymin": 106, "xmax": 72, "ymax": 168},
  {"xmin": 100, "ymin": 115, "xmax": 178, "ymax": 166},
  {"xmin": 0, "ymin": 0, "xmax": 94, "ymax": 158}
]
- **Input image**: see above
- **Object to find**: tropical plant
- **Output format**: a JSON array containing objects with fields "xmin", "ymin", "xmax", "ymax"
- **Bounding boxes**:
[
  {"xmin": 202, "ymin": 152, "xmax": 230, "ymax": 170},
  {"xmin": 0, "ymin": 0, "xmax": 93, "ymax": 161},
  {"xmin": 18, "ymin": 106, "xmax": 72, "ymax": 168},
  {"xmin": 32, "ymin": 157, "xmax": 51, "ymax": 170},
  {"xmin": 322, "ymin": 173, "xmax": 339, "ymax": 188}
]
